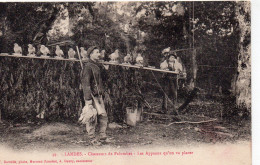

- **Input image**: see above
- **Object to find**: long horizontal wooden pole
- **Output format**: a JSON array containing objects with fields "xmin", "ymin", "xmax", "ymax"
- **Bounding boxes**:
[
  {"xmin": 0, "ymin": 53, "xmax": 179, "ymax": 74},
  {"xmin": 0, "ymin": 53, "xmax": 82, "ymax": 62},
  {"xmin": 47, "ymin": 40, "xmax": 75, "ymax": 47},
  {"xmin": 171, "ymin": 47, "xmax": 195, "ymax": 52},
  {"xmin": 101, "ymin": 61, "xmax": 179, "ymax": 74}
]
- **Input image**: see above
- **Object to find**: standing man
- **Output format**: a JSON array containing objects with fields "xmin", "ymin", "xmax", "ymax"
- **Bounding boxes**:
[
  {"xmin": 160, "ymin": 52, "xmax": 179, "ymax": 115},
  {"xmin": 80, "ymin": 46, "xmax": 109, "ymax": 145}
]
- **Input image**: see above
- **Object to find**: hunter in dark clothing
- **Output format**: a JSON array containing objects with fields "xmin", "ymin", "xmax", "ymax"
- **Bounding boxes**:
[
  {"xmin": 80, "ymin": 46, "xmax": 108, "ymax": 145},
  {"xmin": 81, "ymin": 60, "xmax": 105, "ymax": 100}
]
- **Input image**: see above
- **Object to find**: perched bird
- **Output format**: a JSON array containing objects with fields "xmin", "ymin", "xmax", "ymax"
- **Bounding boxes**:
[
  {"xmin": 160, "ymin": 59, "xmax": 169, "ymax": 70},
  {"xmin": 36, "ymin": 110, "xmax": 45, "ymax": 119},
  {"xmin": 68, "ymin": 48, "xmax": 76, "ymax": 59},
  {"xmin": 14, "ymin": 43, "xmax": 22, "ymax": 54},
  {"xmin": 135, "ymin": 53, "xmax": 144, "ymax": 65},
  {"xmin": 80, "ymin": 47, "xmax": 88, "ymax": 60},
  {"xmin": 109, "ymin": 49, "xmax": 119, "ymax": 63},
  {"xmin": 40, "ymin": 45, "xmax": 50, "ymax": 56},
  {"xmin": 162, "ymin": 47, "xmax": 171, "ymax": 55},
  {"xmin": 55, "ymin": 45, "xmax": 64, "ymax": 58},
  {"xmin": 123, "ymin": 54, "xmax": 132, "ymax": 64},
  {"xmin": 28, "ymin": 44, "xmax": 35, "ymax": 56}
]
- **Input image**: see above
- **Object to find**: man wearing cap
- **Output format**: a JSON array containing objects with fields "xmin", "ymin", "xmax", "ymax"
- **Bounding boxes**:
[
  {"xmin": 161, "ymin": 47, "xmax": 171, "ymax": 62},
  {"xmin": 167, "ymin": 52, "xmax": 183, "ymax": 73},
  {"xmin": 81, "ymin": 46, "xmax": 109, "ymax": 145},
  {"xmin": 160, "ymin": 51, "xmax": 179, "ymax": 115}
]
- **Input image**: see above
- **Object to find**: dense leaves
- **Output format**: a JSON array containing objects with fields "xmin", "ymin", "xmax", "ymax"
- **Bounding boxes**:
[
  {"xmin": 0, "ymin": 57, "xmax": 82, "ymax": 121},
  {"xmin": 0, "ymin": 57, "xmax": 147, "ymax": 122}
]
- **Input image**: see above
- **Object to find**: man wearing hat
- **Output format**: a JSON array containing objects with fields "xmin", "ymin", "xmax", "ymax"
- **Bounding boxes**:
[
  {"xmin": 161, "ymin": 47, "xmax": 171, "ymax": 63},
  {"xmin": 160, "ymin": 51, "xmax": 179, "ymax": 115},
  {"xmin": 80, "ymin": 46, "xmax": 109, "ymax": 145}
]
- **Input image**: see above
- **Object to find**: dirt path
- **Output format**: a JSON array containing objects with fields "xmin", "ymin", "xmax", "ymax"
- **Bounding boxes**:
[{"xmin": 0, "ymin": 118, "xmax": 250, "ymax": 151}]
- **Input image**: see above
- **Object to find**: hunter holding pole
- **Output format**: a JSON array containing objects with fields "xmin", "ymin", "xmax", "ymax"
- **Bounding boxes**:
[
  {"xmin": 78, "ymin": 46, "xmax": 110, "ymax": 145},
  {"xmin": 160, "ymin": 48, "xmax": 185, "ymax": 115}
]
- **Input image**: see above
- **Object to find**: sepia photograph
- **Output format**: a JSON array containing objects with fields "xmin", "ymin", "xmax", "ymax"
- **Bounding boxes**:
[{"xmin": 0, "ymin": 1, "xmax": 251, "ymax": 164}]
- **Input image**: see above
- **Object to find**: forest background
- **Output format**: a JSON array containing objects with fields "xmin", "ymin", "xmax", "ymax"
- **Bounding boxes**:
[{"xmin": 0, "ymin": 1, "xmax": 250, "ymax": 121}]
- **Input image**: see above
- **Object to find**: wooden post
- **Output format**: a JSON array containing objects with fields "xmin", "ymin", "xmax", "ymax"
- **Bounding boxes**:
[
  {"xmin": 192, "ymin": 48, "xmax": 198, "ymax": 87},
  {"xmin": 76, "ymin": 46, "xmax": 83, "ymax": 69},
  {"xmin": 76, "ymin": 46, "xmax": 83, "ymax": 118},
  {"xmin": 175, "ymin": 75, "xmax": 178, "ymax": 106}
]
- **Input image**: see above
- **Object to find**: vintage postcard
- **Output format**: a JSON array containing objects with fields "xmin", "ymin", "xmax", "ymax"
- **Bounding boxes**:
[{"xmin": 0, "ymin": 1, "xmax": 252, "ymax": 165}]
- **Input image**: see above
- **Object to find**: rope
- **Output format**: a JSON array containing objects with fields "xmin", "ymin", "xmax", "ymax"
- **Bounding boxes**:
[
  {"xmin": 171, "ymin": 48, "xmax": 194, "ymax": 52},
  {"xmin": 188, "ymin": 1, "xmax": 192, "ymax": 48},
  {"xmin": 197, "ymin": 65, "xmax": 236, "ymax": 69},
  {"xmin": 183, "ymin": 64, "xmax": 236, "ymax": 69},
  {"xmin": 193, "ymin": 1, "xmax": 195, "ymax": 50}
]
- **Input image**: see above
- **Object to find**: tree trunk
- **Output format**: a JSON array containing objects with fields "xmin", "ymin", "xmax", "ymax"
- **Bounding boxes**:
[
  {"xmin": 233, "ymin": 1, "xmax": 251, "ymax": 110},
  {"xmin": 192, "ymin": 49, "xmax": 198, "ymax": 86},
  {"xmin": 0, "ymin": 108, "xmax": 2, "ymax": 123},
  {"xmin": 120, "ymin": 32, "xmax": 130, "ymax": 54}
]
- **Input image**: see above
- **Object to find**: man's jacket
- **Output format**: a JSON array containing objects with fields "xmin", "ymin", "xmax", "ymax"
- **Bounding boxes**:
[{"xmin": 81, "ymin": 60, "xmax": 105, "ymax": 101}]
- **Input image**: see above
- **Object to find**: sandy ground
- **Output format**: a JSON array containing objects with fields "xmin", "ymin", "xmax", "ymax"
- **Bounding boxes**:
[
  {"xmin": 0, "ymin": 112, "xmax": 251, "ymax": 150},
  {"xmin": 0, "ymin": 99, "xmax": 251, "ymax": 165}
]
